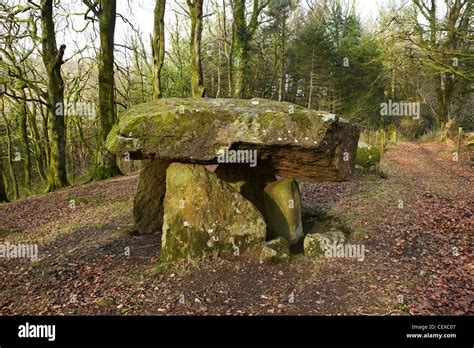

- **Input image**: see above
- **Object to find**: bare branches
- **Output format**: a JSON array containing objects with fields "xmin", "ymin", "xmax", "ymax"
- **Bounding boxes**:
[{"xmin": 82, "ymin": 0, "xmax": 99, "ymax": 17}]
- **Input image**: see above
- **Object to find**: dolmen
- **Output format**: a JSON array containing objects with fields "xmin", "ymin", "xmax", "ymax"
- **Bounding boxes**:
[{"xmin": 106, "ymin": 98, "xmax": 359, "ymax": 262}]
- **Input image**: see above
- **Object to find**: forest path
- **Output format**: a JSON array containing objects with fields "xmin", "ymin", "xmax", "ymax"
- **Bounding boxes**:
[{"xmin": 0, "ymin": 141, "xmax": 472, "ymax": 315}]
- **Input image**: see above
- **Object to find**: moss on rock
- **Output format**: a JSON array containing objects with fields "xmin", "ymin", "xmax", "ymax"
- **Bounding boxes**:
[
  {"xmin": 263, "ymin": 178, "xmax": 303, "ymax": 245},
  {"xmin": 304, "ymin": 231, "xmax": 346, "ymax": 257},
  {"xmin": 387, "ymin": 124, "xmax": 397, "ymax": 143},
  {"xmin": 106, "ymin": 98, "xmax": 360, "ymax": 182},
  {"xmin": 259, "ymin": 237, "xmax": 291, "ymax": 262},
  {"xmin": 356, "ymin": 144, "xmax": 381, "ymax": 170},
  {"xmin": 161, "ymin": 163, "xmax": 266, "ymax": 262}
]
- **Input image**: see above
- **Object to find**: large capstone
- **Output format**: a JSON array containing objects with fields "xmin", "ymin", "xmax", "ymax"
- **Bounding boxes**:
[
  {"xmin": 263, "ymin": 178, "xmax": 303, "ymax": 245},
  {"xmin": 161, "ymin": 163, "xmax": 266, "ymax": 262},
  {"xmin": 106, "ymin": 98, "xmax": 359, "ymax": 182}
]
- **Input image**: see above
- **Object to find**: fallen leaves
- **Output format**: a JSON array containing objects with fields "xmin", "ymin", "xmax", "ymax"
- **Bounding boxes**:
[{"xmin": 0, "ymin": 142, "xmax": 472, "ymax": 315}]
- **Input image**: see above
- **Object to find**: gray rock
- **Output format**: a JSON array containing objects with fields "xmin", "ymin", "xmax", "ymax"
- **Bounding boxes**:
[
  {"xmin": 304, "ymin": 231, "xmax": 346, "ymax": 256},
  {"xmin": 259, "ymin": 237, "xmax": 290, "ymax": 262}
]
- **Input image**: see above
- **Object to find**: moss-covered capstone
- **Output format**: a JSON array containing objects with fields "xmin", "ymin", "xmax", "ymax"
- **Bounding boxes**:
[
  {"xmin": 106, "ymin": 98, "xmax": 359, "ymax": 182},
  {"xmin": 263, "ymin": 178, "xmax": 303, "ymax": 245},
  {"xmin": 161, "ymin": 163, "xmax": 266, "ymax": 262}
]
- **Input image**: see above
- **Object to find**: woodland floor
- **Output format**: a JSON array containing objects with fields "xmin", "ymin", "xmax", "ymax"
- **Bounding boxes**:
[{"xmin": 0, "ymin": 141, "xmax": 472, "ymax": 315}]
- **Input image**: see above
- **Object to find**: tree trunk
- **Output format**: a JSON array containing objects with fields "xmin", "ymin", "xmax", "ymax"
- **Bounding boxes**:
[
  {"xmin": 216, "ymin": 40, "xmax": 222, "ymax": 98},
  {"xmin": 1, "ymin": 97, "xmax": 18, "ymax": 199},
  {"xmin": 0, "ymin": 100, "xmax": 7, "ymax": 202},
  {"xmin": 152, "ymin": 0, "xmax": 166, "ymax": 100},
  {"xmin": 231, "ymin": 0, "xmax": 250, "ymax": 99},
  {"xmin": 27, "ymin": 91, "xmax": 47, "ymax": 181},
  {"xmin": 188, "ymin": 0, "xmax": 205, "ymax": 98},
  {"xmin": 308, "ymin": 46, "xmax": 315, "ymax": 109},
  {"xmin": 92, "ymin": 0, "xmax": 121, "ymax": 180},
  {"xmin": 231, "ymin": 0, "xmax": 268, "ymax": 99},
  {"xmin": 39, "ymin": 104, "xmax": 51, "ymax": 171},
  {"xmin": 278, "ymin": 12, "xmax": 287, "ymax": 102},
  {"xmin": 0, "ymin": 158, "xmax": 7, "ymax": 202},
  {"xmin": 41, "ymin": 0, "xmax": 69, "ymax": 191},
  {"xmin": 18, "ymin": 91, "xmax": 32, "ymax": 189}
]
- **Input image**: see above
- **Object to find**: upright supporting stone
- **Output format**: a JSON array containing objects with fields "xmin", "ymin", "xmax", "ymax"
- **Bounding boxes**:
[
  {"xmin": 214, "ymin": 161, "xmax": 276, "ymax": 218},
  {"xmin": 133, "ymin": 158, "xmax": 171, "ymax": 234},
  {"xmin": 161, "ymin": 163, "xmax": 266, "ymax": 262},
  {"xmin": 263, "ymin": 178, "xmax": 303, "ymax": 245}
]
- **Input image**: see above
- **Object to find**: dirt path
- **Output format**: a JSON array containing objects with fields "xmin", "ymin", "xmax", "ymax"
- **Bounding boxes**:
[{"xmin": 0, "ymin": 141, "xmax": 472, "ymax": 315}]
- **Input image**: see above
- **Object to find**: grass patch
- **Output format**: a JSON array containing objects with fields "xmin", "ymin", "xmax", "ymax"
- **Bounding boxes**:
[
  {"xmin": 395, "ymin": 302, "xmax": 410, "ymax": 315},
  {"xmin": 153, "ymin": 260, "xmax": 191, "ymax": 275},
  {"xmin": 96, "ymin": 298, "xmax": 114, "ymax": 308},
  {"xmin": 0, "ymin": 226, "xmax": 24, "ymax": 238},
  {"xmin": 350, "ymin": 227, "xmax": 366, "ymax": 241},
  {"xmin": 123, "ymin": 225, "xmax": 139, "ymax": 236},
  {"xmin": 66, "ymin": 194, "xmax": 106, "ymax": 206}
]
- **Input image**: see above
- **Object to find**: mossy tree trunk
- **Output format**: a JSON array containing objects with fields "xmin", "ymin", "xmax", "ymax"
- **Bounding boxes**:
[
  {"xmin": 231, "ymin": 0, "xmax": 269, "ymax": 99},
  {"xmin": 0, "ymin": 72, "xmax": 7, "ymax": 202},
  {"xmin": 0, "ymin": 159, "xmax": 7, "ymax": 202},
  {"xmin": 231, "ymin": 0, "xmax": 249, "ymax": 99},
  {"xmin": 90, "ymin": 0, "xmax": 121, "ymax": 180},
  {"xmin": 1, "ymin": 96, "xmax": 18, "ymax": 199},
  {"xmin": 38, "ymin": 104, "xmax": 51, "ymax": 172},
  {"xmin": 278, "ymin": 7, "xmax": 288, "ymax": 102},
  {"xmin": 187, "ymin": 0, "xmax": 205, "ymax": 98},
  {"xmin": 152, "ymin": 0, "xmax": 166, "ymax": 100},
  {"xmin": 18, "ymin": 92, "xmax": 32, "ymax": 190},
  {"xmin": 41, "ymin": 0, "xmax": 69, "ymax": 192},
  {"xmin": 27, "ymin": 90, "xmax": 47, "ymax": 181}
]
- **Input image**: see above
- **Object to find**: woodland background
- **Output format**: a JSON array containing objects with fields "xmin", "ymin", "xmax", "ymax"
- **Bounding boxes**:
[{"xmin": 0, "ymin": 0, "xmax": 472, "ymax": 201}]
